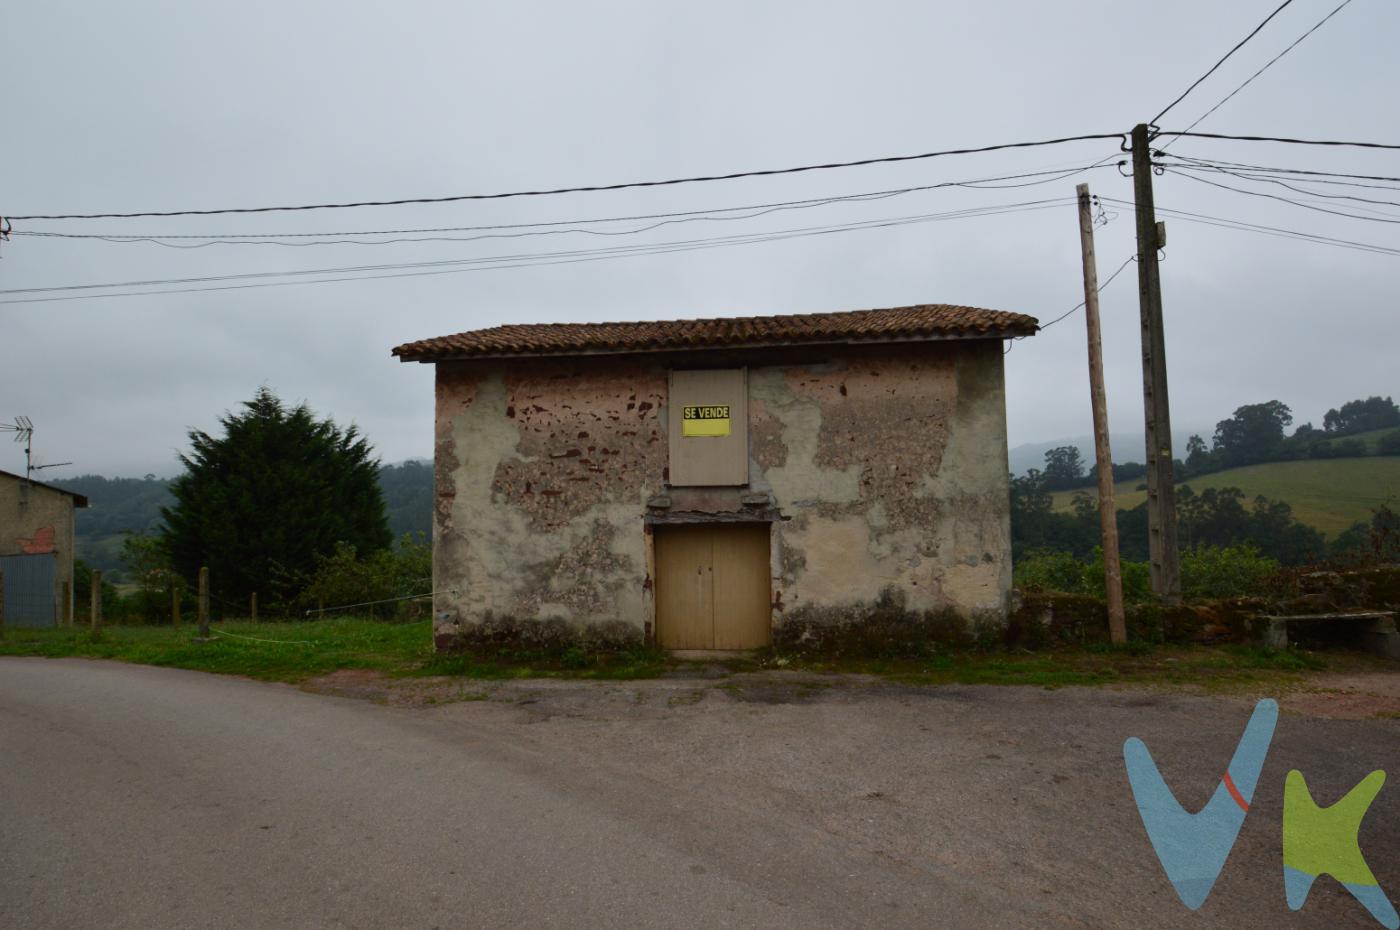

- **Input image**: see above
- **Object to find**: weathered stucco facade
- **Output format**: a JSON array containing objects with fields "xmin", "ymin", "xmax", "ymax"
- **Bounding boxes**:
[
  {"xmin": 399, "ymin": 303, "xmax": 1034, "ymax": 652},
  {"xmin": 0, "ymin": 470, "xmax": 86, "ymax": 626}
]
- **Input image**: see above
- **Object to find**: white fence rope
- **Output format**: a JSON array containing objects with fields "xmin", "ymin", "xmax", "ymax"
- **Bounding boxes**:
[
  {"xmin": 302, "ymin": 588, "xmax": 458, "ymax": 617},
  {"xmin": 210, "ymin": 628, "xmax": 316, "ymax": 646}
]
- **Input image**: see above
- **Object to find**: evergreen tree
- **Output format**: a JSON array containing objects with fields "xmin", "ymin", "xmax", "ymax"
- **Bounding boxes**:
[{"xmin": 160, "ymin": 388, "xmax": 390, "ymax": 605}]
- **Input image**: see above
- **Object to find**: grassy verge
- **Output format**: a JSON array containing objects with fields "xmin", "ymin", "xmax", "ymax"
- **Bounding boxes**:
[
  {"xmin": 0, "ymin": 619, "xmax": 667, "ymax": 683},
  {"xmin": 0, "ymin": 619, "xmax": 434, "ymax": 682},
  {"xmin": 771, "ymin": 643, "xmax": 1338, "ymax": 690},
  {"xmin": 0, "ymin": 619, "xmax": 1372, "ymax": 689}
]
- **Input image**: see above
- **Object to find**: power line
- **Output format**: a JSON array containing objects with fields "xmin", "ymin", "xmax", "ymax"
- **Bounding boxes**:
[
  {"xmin": 1154, "ymin": 130, "xmax": 1400, "ymax": 150},
  {"xmin": 9, "ymin": 163, "xmax": 1111, "ymax": 247},
  {"xmin": 0, "ymin": 198, "xmax": 1076, "ymax": 296},
  {"xmin": 4, "ymin": 132, "xmax": 1126, "ymax": 221},
  {"xmin": 1163, "ymin": 167, "xmax": 1400, "ymax": 224},
  {"xmin": 1159, "ymin": 160, "xmax": 1400, "ymax": 210},
  {"xmin": 1152, "ymin": 0, "xmax": 1298, "ymax": 124},
  {"xmin": 1169, "ymin": 0, "xmax": 1358, "ymax": 141},
  {"xmin": 1037, "ymin": 254, "xmax": 1137, "ymax": 331},
  {"xmin": 1155, "ymin": 152, "xmax": 1400, "ymax": 188},
  {"xmin": 1099, "ymin": 196, "xmax": 1400, "ymax": 256},
  {"xmin": 0, "ymin": 197, "xmax": 1078, "ymax": 305}
]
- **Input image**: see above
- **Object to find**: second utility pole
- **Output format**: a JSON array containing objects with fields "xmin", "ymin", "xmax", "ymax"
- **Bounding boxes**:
[
  {"xmin": 1076, "ymin": 183, "xmax": 1126, "ymax": 643},
  {"xmin": 1131, "ymin": 123, "xmax": 1181, "ymax": 602}
]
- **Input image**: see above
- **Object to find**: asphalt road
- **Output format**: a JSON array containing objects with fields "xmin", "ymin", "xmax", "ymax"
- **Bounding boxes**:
[{"xmin": 3, "ymin": 658, "xmax": 1399, "ymax": 929}]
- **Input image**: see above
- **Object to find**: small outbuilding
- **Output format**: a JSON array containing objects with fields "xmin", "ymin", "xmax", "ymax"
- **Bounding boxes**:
[
  {"xmin": 0, "ymin": 469, "xmax": 88, "ymax": 627},
  {"xmin": 394, "ymin": 303, "xmax": 1037, "ymax": 653}
]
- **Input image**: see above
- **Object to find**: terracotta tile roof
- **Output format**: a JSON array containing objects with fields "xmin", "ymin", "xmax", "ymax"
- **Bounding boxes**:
[{"xmin": 393, "ymin": 304, "xmax": 1037, "ymax": 362}]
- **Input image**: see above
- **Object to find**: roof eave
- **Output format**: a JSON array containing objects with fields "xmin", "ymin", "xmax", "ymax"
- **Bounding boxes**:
[
  {"xmin": 392, "ymin": 329, "xmax": 1037, "ymax": 364},
  {"xmin": 0, "ymin": 469, "xmax": 90, "ymax": 507}
]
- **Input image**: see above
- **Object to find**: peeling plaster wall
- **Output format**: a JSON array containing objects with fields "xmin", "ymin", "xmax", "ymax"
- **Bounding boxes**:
[
  {"xmin": 430, "ymin": 340, "xmax": 1012, "ymax": 649},
  {"xmin": 432, "ymin": 359, "xmax": 666, "ymax": 647},
  {"xmin": 752, "ymin": 341, "xmax": 1011, "ymax": 627}
]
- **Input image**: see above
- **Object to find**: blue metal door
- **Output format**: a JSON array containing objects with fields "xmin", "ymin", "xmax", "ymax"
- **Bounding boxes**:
[{"xmin": 0, "ymin": 553, "xmax": 57, "ymax": 627}]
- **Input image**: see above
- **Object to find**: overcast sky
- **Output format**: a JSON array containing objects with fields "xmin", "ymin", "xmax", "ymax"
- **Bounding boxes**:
[{"xmin": 4, "ymin": 0, "xmax": 1396, "ymax": 478}]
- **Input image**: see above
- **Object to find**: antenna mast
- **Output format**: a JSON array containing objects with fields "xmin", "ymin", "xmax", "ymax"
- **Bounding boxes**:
[{"xmin": 0, "ymin": 417, "xmax": 72, "ymax": 478}]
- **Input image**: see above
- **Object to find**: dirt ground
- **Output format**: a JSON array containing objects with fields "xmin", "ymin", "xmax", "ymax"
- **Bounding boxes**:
[
  {"xmin": 300, "ymin": 665, "xmax": 1400, "ymax": 928},
  {"xmin": 303, "ymin": 663, "xmax": 1400, "ymax": 720}
]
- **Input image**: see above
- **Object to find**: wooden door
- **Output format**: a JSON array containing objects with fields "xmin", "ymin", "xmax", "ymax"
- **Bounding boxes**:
[
  {"xmin": 654, "ymin": 525, "xmax": 714, "ymax": 649},
  {"xmin": 654, "ymin": 523, "xmax": 770, "ymax": 650}
]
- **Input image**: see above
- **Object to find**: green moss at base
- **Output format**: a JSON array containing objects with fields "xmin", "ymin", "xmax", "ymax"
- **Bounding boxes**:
[
  {"xmin": 773, "ymin": 587, "xmax": 997, "ymax": 658},
  {"xmin": 434, "ymin": 614, "xmax": 642, "ymax": 657}
]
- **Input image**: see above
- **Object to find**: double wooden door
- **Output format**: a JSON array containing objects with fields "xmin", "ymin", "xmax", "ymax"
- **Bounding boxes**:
[{"xmin": 654, "ymin": 523, "xmax": 771, "ymax": 650}]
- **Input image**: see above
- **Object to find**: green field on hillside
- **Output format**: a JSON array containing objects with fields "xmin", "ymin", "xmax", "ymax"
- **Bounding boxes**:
[
  {"xmin": 1051, "ymin": 456, "xmax": 1400, "ymax": 538},
  {"xmin": 1351, "ymin": 426, "xmax": 1400, "ymax": 451}
]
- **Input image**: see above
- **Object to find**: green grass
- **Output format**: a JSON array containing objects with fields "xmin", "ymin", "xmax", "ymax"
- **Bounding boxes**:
[
  {"xmin": 0, "ymin": 619, "xmax": 434, "ymax": 682},
  {"xmin": 1051, "ymin": 456, "xmax": 1400, "ymax": 537},
  {"xmin": 0, "ymin": 620, "xmax": 1359, "ymax": 690},
  {"xmin": 0, "ymin": 619, "xmax": 669, "ymax": 683},
  {"xmin": 788, "ymin": 643, "xmax": 1335, "ymax": 690}
]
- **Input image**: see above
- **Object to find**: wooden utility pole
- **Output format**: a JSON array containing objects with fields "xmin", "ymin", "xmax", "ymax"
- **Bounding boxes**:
[
  {"xmin": 197, "ymin": 566, "xmax": 210, "ymax": 640},
  {"xmin": 61, "ymin": 580, "xmax": 71, "ymax": 627},
  {"xmin": 90, "ymin": 570, "xmax": 103, "ymax": 633},
  {"xmin": 1076, "ymin": 183, "xmax": 1127, "ymax": 643},
  {"xmin": 1131, "ymin": 123, "xmax": 1181, "ymax": 603},
  {"xmin": 170, "ymin": 583, "xmax": 181, "ymax": 628},
  {"xmin": 250, "ymin": 591, "xmax": 258, "ymax": 623},
  {"xmin": 0, "ymin": 569, "xmax": 7, "ymax": 641}
]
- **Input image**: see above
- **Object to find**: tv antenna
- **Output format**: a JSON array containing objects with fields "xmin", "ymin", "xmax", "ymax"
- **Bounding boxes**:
[{"xmin": 0, "ymin": 416, "xmax": 72, "ymax": 479}]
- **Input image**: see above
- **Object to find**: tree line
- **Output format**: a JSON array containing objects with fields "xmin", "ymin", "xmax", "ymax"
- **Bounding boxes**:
[
  {"xmin": 1013, "ymin": 458, "xmax": 1397, "ymax": 575},
  {"xmin": 1036, "ymin": 395, "xmax": 1400, "ymax": 494}
]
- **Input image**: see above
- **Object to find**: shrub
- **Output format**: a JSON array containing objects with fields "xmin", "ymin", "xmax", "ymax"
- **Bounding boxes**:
[
  {"xmin": 1312, "ymin": 437, "xmax": 1368, "ymax": 459},
  {"xmin": 1013, "ymin": 550, "xmax": 1085, "ymax": 595},
  {"xmin": 1018, "ymin": 545, "xmax": 1283, "ymax": 602},
  {"xmin": 1081, "ymin": 549, "xmax": 1154, "ymax": 603},
  {"xmin": 1180, "ymin": 544, "xmax": 1280, "ymax": 600},
  {"xmin": 1378, "ymin": 431, "xmax": 1400, "ymax": 456},
  {"xmin": 1015, "ymin": 548, "xmax": 1153, "ymax": 603},
  {"xmin": 298, "ymin": 534, "xmax": 432, "ymax": 620}
]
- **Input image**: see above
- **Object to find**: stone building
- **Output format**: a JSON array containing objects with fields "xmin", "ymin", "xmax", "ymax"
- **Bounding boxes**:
[
  {"xmin": 393, "ymin": 304, "xmax": 1037, "ymax": 652},
  {"xmin": 0, "ymin": 470, "xmax": 88, "ymax": 627}
]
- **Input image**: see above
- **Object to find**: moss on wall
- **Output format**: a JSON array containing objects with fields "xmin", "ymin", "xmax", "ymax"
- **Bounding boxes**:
[{"xmin": 773, "ymin": 587, "xmax": 996, "ymax": 658}]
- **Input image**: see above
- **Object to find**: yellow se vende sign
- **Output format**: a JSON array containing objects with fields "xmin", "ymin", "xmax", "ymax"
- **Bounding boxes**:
[{"xmin": 682, "ymin": 404, "xmax": 731, "ymax": 437}]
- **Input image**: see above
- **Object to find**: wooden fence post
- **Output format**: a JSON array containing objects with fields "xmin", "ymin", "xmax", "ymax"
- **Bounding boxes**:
[
  {"xmin": 251, "ymin": 591, "xmax": 258, "ymax": 623},
  {"xmin": 170, "ymin": 583, "xmax": 181, "ymax": 629},
  {"xmin": 61, "ymin": 580, "xmax": 72, "ymax": 627},
  {"xmin": 198, "ymin": 566, "xmax": 210, "ymax": 640},
  {"xmin": 90, "ymin": 570, "xmax": 103, "ymax": 633}
]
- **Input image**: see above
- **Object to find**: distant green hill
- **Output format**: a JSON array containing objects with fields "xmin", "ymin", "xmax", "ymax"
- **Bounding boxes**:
[{"xmin": 1051, "ymin": 456, "xmax": 1400, "ymax": 538}]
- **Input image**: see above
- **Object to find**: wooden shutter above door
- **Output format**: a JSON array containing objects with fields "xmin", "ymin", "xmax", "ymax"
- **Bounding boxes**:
[{"xmin": 667, "ymin": 369, "xmax": 748, "ymax": 486}]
